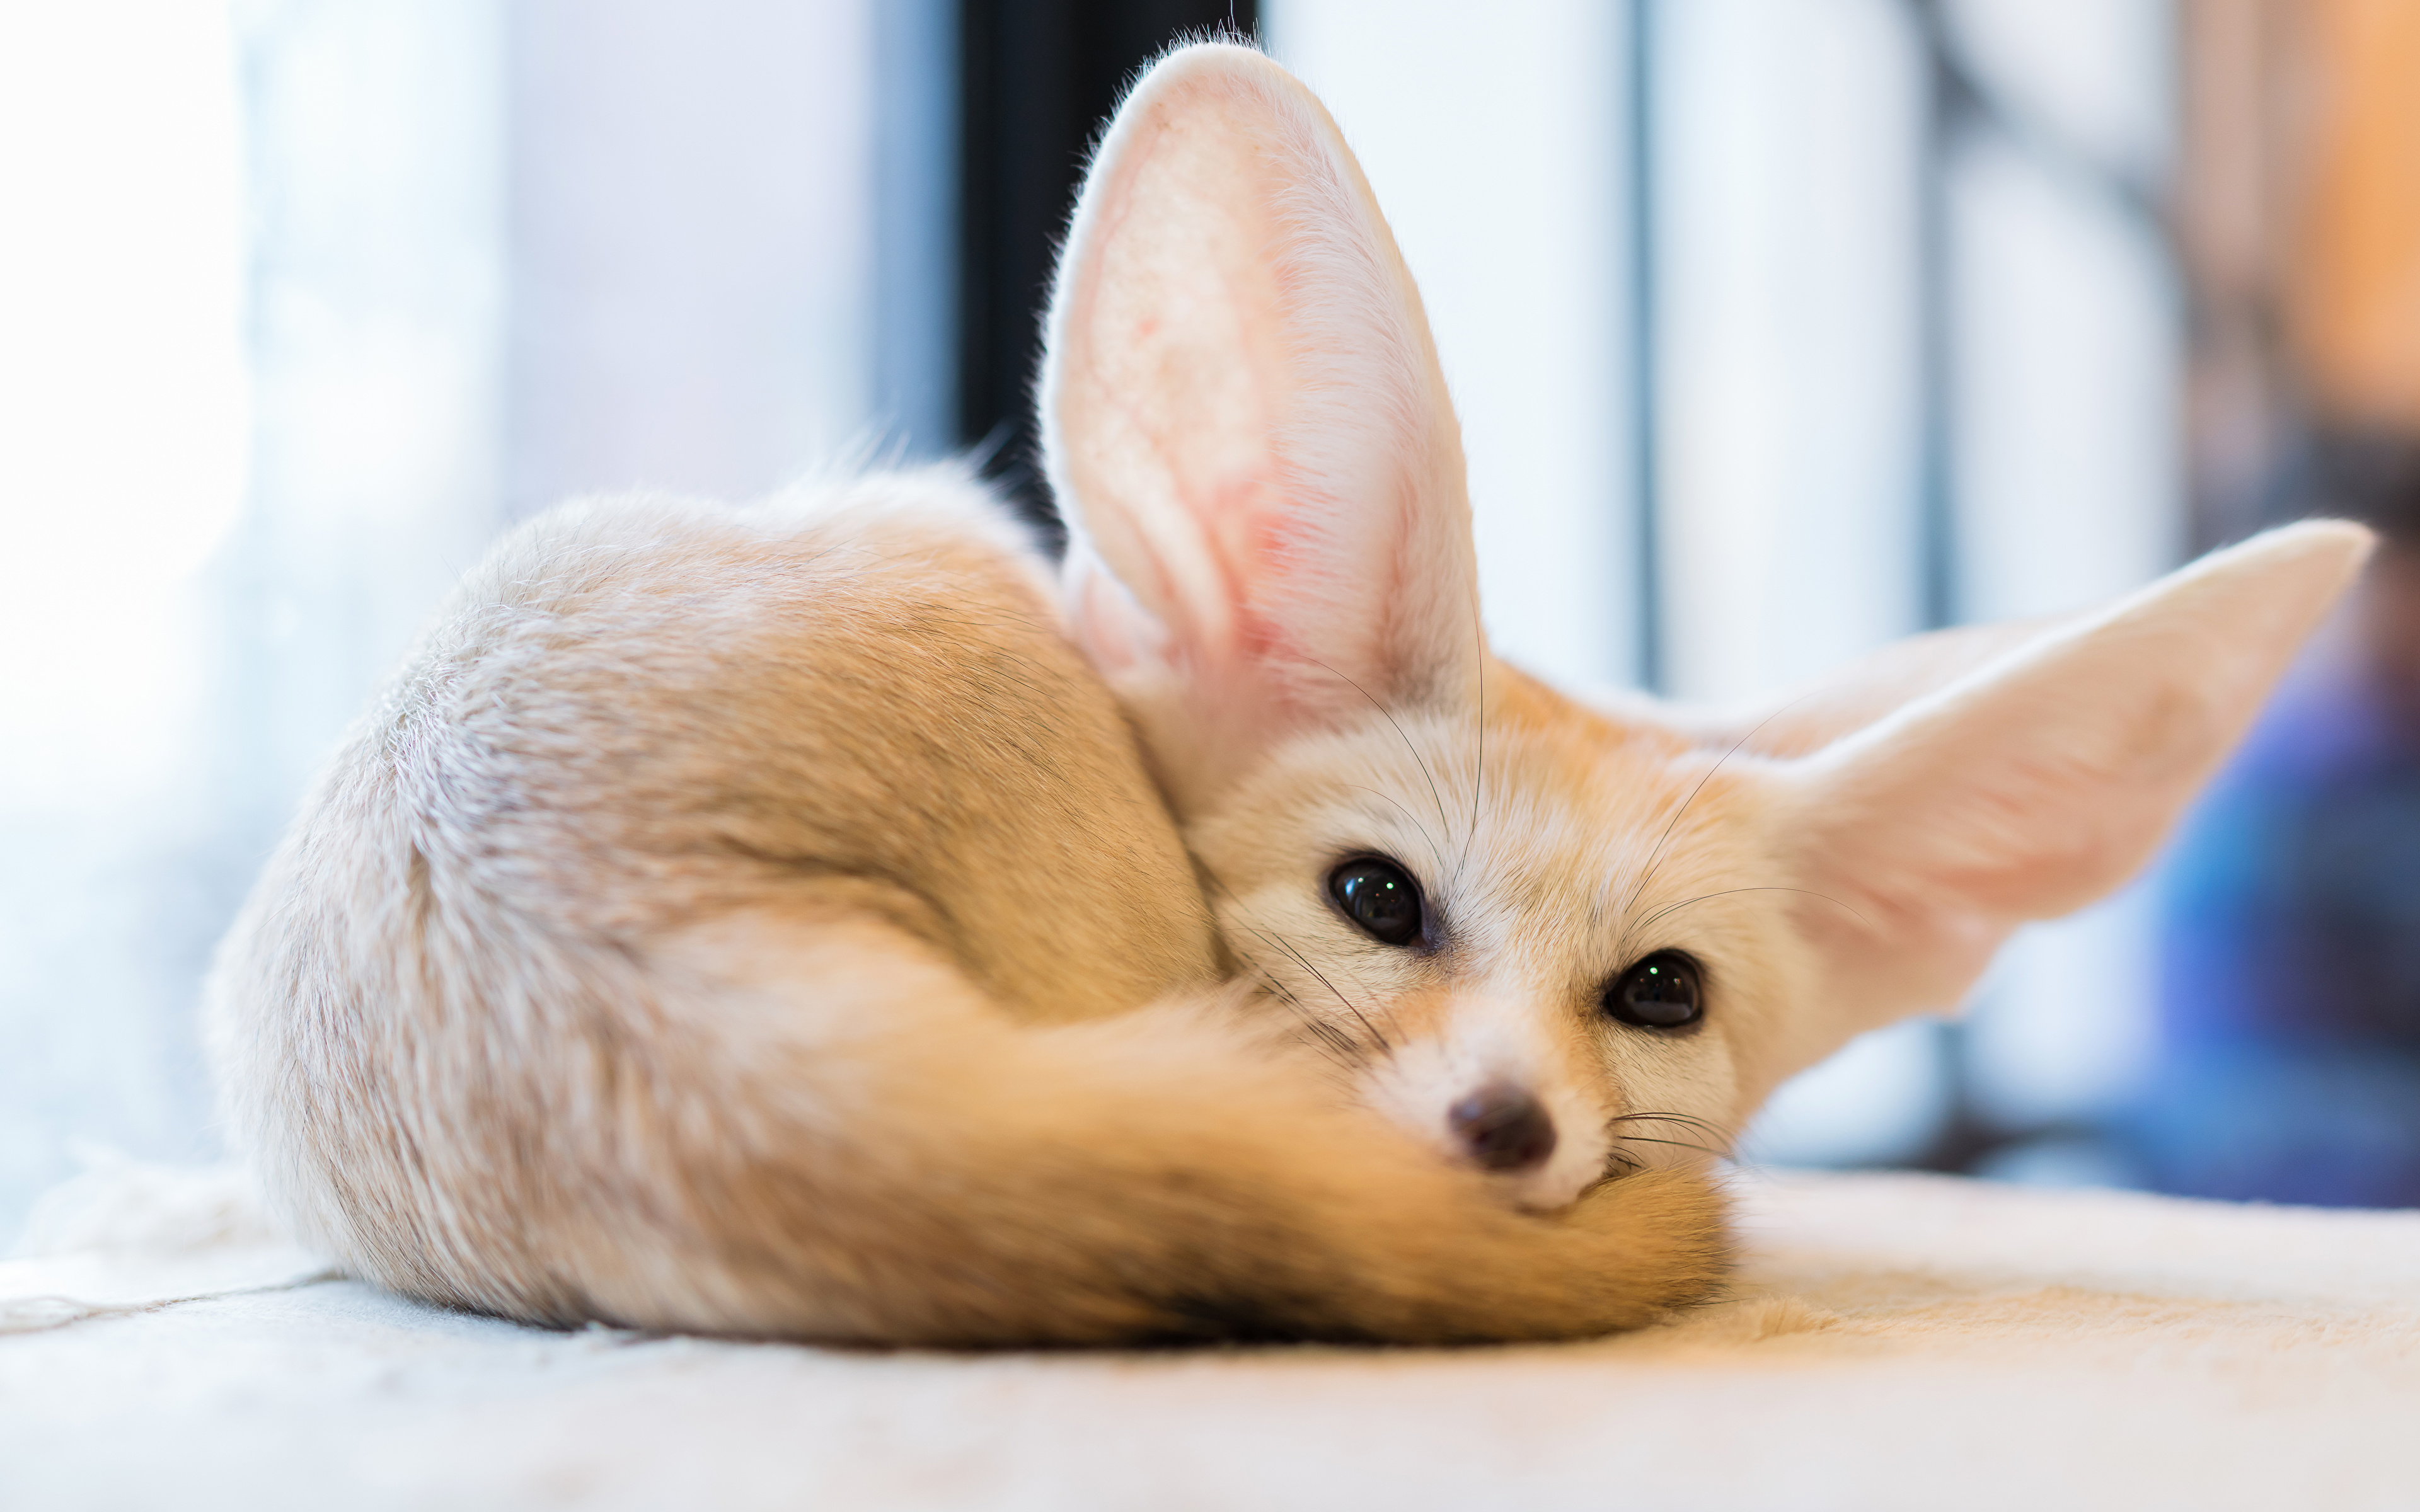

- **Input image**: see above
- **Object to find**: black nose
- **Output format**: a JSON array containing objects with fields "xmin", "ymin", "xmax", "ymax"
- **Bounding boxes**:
[{"xmin": 1449, "ymin": 1084, "xmax": 1557, "ymax": 1171}]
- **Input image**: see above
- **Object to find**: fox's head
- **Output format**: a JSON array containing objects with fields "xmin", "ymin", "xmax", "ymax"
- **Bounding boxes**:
[{"xmin": 1040, "ymin": 43, "xmax": 2370, "ymax": 1209}]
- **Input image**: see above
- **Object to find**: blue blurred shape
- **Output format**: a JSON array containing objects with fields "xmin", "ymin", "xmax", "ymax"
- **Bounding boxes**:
[{"xmin": 2139, "ymin": 624, "xmax": 2420, "ymax": 1206}]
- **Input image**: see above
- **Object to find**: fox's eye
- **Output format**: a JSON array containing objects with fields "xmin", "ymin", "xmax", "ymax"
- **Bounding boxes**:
[
  {"xmin": 1328, "ymin": 857, "xmax": 1424, "ymax": 947},
  {"xmin": 1605, "ymin": 951, "xmax": 1703, "ymax": 1029}
]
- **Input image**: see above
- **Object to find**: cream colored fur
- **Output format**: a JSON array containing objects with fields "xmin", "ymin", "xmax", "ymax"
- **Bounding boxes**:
[{"xmin": 206, "ymin": 43, "xmax": 2370, "ymax": 1346}]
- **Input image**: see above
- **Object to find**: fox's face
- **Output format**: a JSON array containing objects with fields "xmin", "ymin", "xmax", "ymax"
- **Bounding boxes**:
[
  {"xmin": 1041, "ymin": 42, "xmax": 2371, "ymax": 1208},
  {"xmin": 1186, "ymin": 671, "xmax": 1790, "ymax": 1209}
]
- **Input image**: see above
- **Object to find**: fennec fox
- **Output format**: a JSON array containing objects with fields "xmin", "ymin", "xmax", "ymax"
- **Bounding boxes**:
[{"xmin": 205, "ymin": 43, "xmax": 2371, "ymax": 1345}]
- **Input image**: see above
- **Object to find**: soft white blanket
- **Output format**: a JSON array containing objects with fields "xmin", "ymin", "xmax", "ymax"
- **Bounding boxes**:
[{"xmin": 5, "ymin": 1164, "xmax": 2416, "ymax": 1511}]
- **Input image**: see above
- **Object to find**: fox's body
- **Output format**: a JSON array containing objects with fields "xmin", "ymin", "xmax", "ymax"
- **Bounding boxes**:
[
  {"xmin": 207, "ymin": 44, "xmax": 2371, "ymax": 1345},
  {"xmin": 209, "ymin": 478, "xmax": 1730, "ymax": 1342}
]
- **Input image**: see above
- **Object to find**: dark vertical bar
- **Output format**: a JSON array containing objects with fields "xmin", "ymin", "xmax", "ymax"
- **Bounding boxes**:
[
  {"xmin": 956, "ymin": 0, "xmax": 1253, "ymax": 545},
  {"xmin": 873, "ymin": 0, "xmax": 959, "ymax": 458},
  {"xmin": 1626, "ymin": 0, "xmax": 1664, "ymax": 692},
  {"xmin": 1910, "ymin": 0, "xmax": 1962, "ymax": 632},
  {"xmin": 1626, "ymin": 0, "xmax": 1664, "ymax": 691}
]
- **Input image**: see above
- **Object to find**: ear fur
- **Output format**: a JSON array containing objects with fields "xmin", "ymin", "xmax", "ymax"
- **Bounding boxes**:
[
  {"xmin": 1763, "ymin": 520, "xmax": 2373, "ymax": 1075},
  {"xmin": 1039, "ymin": 43, "xmax": 1479, "ymax": 815}
]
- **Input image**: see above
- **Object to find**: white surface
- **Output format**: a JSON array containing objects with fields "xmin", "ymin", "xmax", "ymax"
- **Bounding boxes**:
[{"xmin": 8, "ymin": 1166, "xmax": 2417, "ymax": 1510}]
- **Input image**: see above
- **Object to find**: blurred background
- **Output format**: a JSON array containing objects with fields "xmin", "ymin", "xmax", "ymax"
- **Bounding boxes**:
[{"xmin": 4, "ymin": 0, "xmax": 2417, "ymax": 1244}]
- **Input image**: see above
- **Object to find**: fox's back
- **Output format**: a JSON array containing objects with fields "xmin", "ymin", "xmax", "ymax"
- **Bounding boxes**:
[
  {"xmin": 363, "ymin": 480, "xmax": 1219, "ymax": 1023},
  {"xmin": 204, "ymin": 477, "xmax": 1226, "ymax": 1315}
]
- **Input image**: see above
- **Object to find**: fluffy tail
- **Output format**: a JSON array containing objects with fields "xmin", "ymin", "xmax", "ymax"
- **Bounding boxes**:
[
  {"xmin": 671, "ymin": 1009, "xmax": 1724, "ymax": 1346},
  {"xmin": 258, "ymin": 917, "xmax": 1726, "ymax": 1347}
]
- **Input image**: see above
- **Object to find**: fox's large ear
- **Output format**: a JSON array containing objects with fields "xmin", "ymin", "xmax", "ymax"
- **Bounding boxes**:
[
  {"xmin": 1039, "ymin": 43, "xmax": 1478, "ymax": 816},
  {"xmin": 1758, "ymin": 522, "xmax": 2373, "ymax": 1085}
]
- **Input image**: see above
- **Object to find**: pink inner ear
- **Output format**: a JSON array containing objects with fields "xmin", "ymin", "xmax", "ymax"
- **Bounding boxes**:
[
  {"xmin": 1772, "ymin": 520, "xmax": 2373, "ymax": 1057},
  {"xmin": 1218, "ymin": 471, "xmax": 1350, "ymax": 670},
  {"xmin": 1041, "ymin": 45, "xmax": 1482, "ymax": 803},
  {"xmin": 1198, "ymin": 472, "xmax": 1279, "ymax": 641}
]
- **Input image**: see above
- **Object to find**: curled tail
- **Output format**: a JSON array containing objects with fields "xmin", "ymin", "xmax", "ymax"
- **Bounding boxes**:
[
  {"xmin": 647, "ymin": 991, "xmax": 1728, "ymax": 1346},
  {"xmin": 230, "ymin": 905, "xmax": 1726, "ymax": 1346}
]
